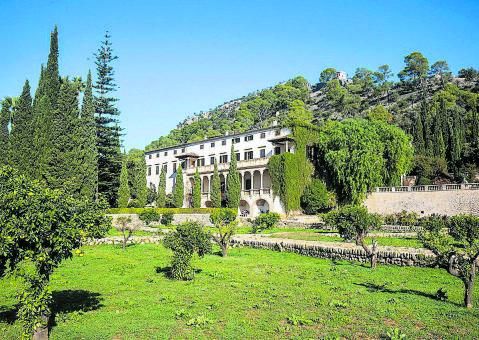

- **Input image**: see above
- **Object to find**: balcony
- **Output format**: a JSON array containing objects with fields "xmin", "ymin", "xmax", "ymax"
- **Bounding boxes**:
[{"xmin": 185, "ymin": 157, "xmax": 270, "ymax": 176}]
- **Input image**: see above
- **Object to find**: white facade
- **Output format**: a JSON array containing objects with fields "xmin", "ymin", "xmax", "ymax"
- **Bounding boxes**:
[{"xmin": 145, "ymin": 127, "xmax": 293, "ymax": 217}]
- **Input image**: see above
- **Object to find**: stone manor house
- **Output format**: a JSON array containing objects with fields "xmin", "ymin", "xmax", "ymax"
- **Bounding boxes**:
[{"xmin": 145, "ymin": 125, "xmax": 293, "ymax": 217}]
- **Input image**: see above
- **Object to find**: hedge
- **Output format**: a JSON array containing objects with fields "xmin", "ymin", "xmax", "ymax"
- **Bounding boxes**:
[{"xmin": 107, "ymin": 207, "xmax": 219, "ymax": 215}]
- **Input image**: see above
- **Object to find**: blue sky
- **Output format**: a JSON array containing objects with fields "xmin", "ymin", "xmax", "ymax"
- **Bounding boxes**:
[{"xmin": 1, "ymin": 0, "xmax": 478, "ymax": 150}]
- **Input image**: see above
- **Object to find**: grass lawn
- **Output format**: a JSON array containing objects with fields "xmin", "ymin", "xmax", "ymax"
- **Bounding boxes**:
[
  {"xmin": 1, "ymin": 245, "xmax": 477, "ymax": 339},
  {"xmin": 268, "ymin": 231, "xmax": 423, "ymax": 248}
]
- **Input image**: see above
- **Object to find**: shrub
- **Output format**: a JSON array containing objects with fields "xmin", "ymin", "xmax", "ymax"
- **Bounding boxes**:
[
  {"xmin": 323, "ymin": 205, "xmax": 382, "ymax": 268},
  {"xmin": 161, "ymin": 211, "xmax": 175, "ymax": 226},
  {"xmin": 383, "ymin": 210, "xmax": 419, "ymax": 226},
  {"xmin": 127, "ymin": 199, "xmax": 142, "ymax": 208},
  {"xmin": 210, "ymin": 209, "xmax": 238, "ymax": 257},
  {"xmin": 300, "ymin": 179, "xmax": 336, "ymax": 214},
  {"xmin": 138, "ymin": 209, "xmax": 161, "ymax": 226},
  {"xmin": 163, "ymin": 222, "xmax": 211, "ymax": 280},
  {"xmin": 252, "ymin": 212, "xmax": 281, "ymax": 233}
]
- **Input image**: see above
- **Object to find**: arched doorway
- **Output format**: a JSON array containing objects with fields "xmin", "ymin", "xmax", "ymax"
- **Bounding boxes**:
[
  {"xmin": 244, "ymin": 171, "xmax": 252, "ymax": 191},
  {"xmin": 202, "ymin": 176, "xmax": 210, "ymax": 193},
  {"xmin": 262, "ymin": 169, "xmax": 272, "ymax": 194},
  {"xmin": 256, "ymin": 199, "xmax": 270, "ymax": 213},
  {"xmin": 239, "ymin": 200, "xmax": 250, "ymax": 217},
  {"xmin": 253, "ymin": 170, "xmax": 261, "ymax": 192}
]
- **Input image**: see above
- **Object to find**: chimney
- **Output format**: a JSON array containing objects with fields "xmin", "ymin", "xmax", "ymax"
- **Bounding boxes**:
[
  {"xmin": 272, "ymin": 120, "xmax": 278, "ymax": 127},
  {"xmin": 225, "ymin": 131, "xmax": 229, "ymax": 136}
]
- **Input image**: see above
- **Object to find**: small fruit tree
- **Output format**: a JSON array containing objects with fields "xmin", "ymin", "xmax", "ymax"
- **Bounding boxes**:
[
  {"xmin": 419, "ymin": 214, "xmax": 479, "ymax": 308},
  {"xmin": 210, "ymin": 208, "xmax": 238, "ymax": 257},
  {"xmin": 0, "ymin": 167, "xmax": 110, "ymax": 339},
  {"xmin": 163, "ymin": 222, "xmax": 211, "ymax": 280},
  {"xmin": 113, "ymin": 216, "xmax": 141, "ymax": 250},
  {"xmin": 323, "ymin": 205, "xmax": 382, "ymax": 268}
]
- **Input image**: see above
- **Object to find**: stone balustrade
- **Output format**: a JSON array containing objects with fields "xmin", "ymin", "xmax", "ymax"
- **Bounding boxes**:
[{"xmin": 375, "ymin": 183, "xmax": 479, "ymax": 193}]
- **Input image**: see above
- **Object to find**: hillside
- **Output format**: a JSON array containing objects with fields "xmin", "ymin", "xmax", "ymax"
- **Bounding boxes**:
[{"xmin": 145, "ymin": 62, "xmax": 478, "ymax": 153}]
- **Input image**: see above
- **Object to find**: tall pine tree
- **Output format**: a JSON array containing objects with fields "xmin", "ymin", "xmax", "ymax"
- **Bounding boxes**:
[
  {"xmin": 156, "ymin": 166, "xmax": 167, "ymax": 207},
  {"xmin": 9, "ymin": 80, "xmax": 34, "ymax": 176},
  {"xmin": 226, "ymin": 145, "xmax": 240, "ymax": 208},
  {"xmin": 78, "ymin": 71, "xmax": 98, "ymax": 199},
  {"xmin": 211, "ymin": 160, "xmax": 221, "ymax": 208},
  {"xmin": 173, "ymin": 165, "xmax": 184, "ymax": 208},
  {"xmin": 0, "ymin": 98, "xmax": 11, "ymax": 165},
  {"xmin": 94, "ymin": 32, "xmax": 122, "ymax": 207}
]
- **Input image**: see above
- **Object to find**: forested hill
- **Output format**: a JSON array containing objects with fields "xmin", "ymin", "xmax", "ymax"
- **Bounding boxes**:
[{"xmin": 145, "ymin": 53, "xmax": 479, "ymax": 181}]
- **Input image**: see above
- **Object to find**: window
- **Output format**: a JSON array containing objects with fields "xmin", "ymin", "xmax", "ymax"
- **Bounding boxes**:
[
  {"xmin": 156, "ymin": 153, "xmax": 159, "ymax": 158},
  {"xmin": 200, "ymin": 144, "xmax": 204, "ymax": 150},
  {"xmin": 162, "ymin": 163, "xmax": 167, "ymax": 172},
  {"xmin": 181, "ymin": 148, "xmax": 185, "ymax": 153},
  {"xmin": 221, "ymin": 140, "xmax": 226, "ymax": 146},
  {"xmin": 275, "ymin": 129, "xmax": 281, "ymax": 136},
  {"xmin": 155, "ymin": 165, "xmax": 160, "ymax": 175},
  {"xmin": 173, "ymin": 162, "xmax": 177, "ymax": 172},
  {"xmin": 260, "ymin": 148, "xmax": 266, "ymax": 158},
  {"xmin": 164, "ymin": 151, "xmax": 168, "ymax": 156},
  {"xmin": 274, "ymin": 146, "xmax": 281, "ymax": 155},
  {"xmin": 148, "ymin": 154, "xmax": 152, "ymax": 159},
  {"xmin": 211, "ymin": 142, "xmax": 215, "ymax": 148},
  {"xmin": 260, "ymin": 132, "xmax": 266, "ymax": 139},
  {"xmin": 236, "ymin": 153, "xmax": 240, "ymax": 161},
  {"xmin": 174, "ymin": 150, "xmax": 177, "ymax": 155},
  {"xmin": 147, "ymin": 166, "xmax": 152, "ymax": 176},
  {"xmin": 244, "ymin": 135, "xmax": 253, "ymax": 142},
  {"xmin": 219, "ymin": 154, "xmax": 228, "ymax": 163},
  {"xmin": 210, "ymin": 156, "xmax": 215, "ymax": 165},
  {"xmin": 232, "ymin": 137, "xmax": 240, "ymax": 144},
  {"xmin": 197, "ymin": 158, "xmax": 205, "ymax": 167},
  {"xmin": 244, "ymin": 150, "xmax": 253, "ymax": 160}
]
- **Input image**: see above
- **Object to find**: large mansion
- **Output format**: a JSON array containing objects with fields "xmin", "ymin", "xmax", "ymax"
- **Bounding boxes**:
[{"xmin": 145, "ymin": 125, "xmax": 294, "ymax": 216}]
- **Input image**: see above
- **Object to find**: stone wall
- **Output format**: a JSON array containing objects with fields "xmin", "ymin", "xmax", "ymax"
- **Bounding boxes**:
[
  {"xmin": 231, "ymin": 237, "xmax": 437, "ymax": 267},
  {"xmin": 108, "ymin": 213, "xmax": 212, "ymax": 226},
  {"xmin": 364, "ymin": 190, "xmax": 479, "ymax": 216}
]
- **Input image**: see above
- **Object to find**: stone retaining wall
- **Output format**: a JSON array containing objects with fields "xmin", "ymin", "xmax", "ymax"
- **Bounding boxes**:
[
  {"xmin": 231, "ymin": 237, "xmax": 437, "ymax": 267},
  {"xmin": 108, "ymin": 213, "xmax": 212, "ymax": 226},
  {"xmin": 86, "ymin": 236, "xmax": 163, "ymax": 246}
]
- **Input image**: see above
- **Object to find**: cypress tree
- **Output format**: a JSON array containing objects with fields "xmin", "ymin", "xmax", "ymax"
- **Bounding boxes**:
[
  {"xmin": 226, "ymin": 145, "xmax": 241, "ymax": 208},
  {"xmin": 413, "ymin": 111, "xmax": 425, "ymax": 154},
  {"xmin": 33, "ymin": 27, "xmax": 60, "ymax": 181},
  {"xmin": 94, "ymin": 31, "xmax": 122, "ymax": 207},
  {"xmin": 156, "ymin": 166, "xmax": 167, "ymax": 207},
  {"xmin": 117, "ymin": 154, "xmax": 130, "ymax": 208},
  {"xmin": 78, "ymin": 71, "xmax": 98, "ymax": 200},
  {"xmin": 192, "ymin": 168, "xmax": 201, "ymax": 208},
  {"xmin": 127, "ymin": 149, "xmax": 147, "ymax": 207},
  {"xmin": 9, "ymin": 80, "xmax": 34, "ymax": 176},
  {"xmin": 173, "ymin": 165, "xmax": 184, "ymax": 208},
  {"xmin": 0, "ymin": 98, "xmax": 11, "ymax": 165},
  {"xmin": 211, "ymin": 161, "xmax": 221, "ymax": 208},
  {"xmin": 46, "ymin": 78, "xmax": 81, "ymax": 194}
]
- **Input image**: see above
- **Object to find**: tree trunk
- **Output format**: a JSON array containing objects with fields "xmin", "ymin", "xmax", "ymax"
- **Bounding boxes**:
[
  {"xmin": 464, "ymin": 264, "xmax": 476, "ymax": 309},
  {"xmin": 220, "ymin": 243, "xmax": 228, "ymax": 257},
  {"xmin": 32, "ymin": 314, "xmax": 49, "ymax": 340},
  {"xmin": 370, "ymin": 253, "xmax": 377, "ymax": 269}
]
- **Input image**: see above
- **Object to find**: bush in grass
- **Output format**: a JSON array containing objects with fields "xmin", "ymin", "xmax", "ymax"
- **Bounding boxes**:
[
  {"xmin": 210, "ymin": 208, "xmax": 238, "ymax": 257},
  {"xmin": 161, "ymin": 211, "xmax": 174, "ymax": 225},
  {"xmin": 419, "ymin": 214, "xmax": 479, "ymax": 308},
  {"xmin": 163, "ymin": 222, "xmax": 211, "ymax": 280},
  {"xmin": 138, "ymin": 209, "xmax": 161, "ymax": 226},
  {"xmin": 252, "ymin": 212, "xmax": 281, "ymax": 233},
  {"xmin": 323, "ymin": 205, "xmax": 382, "ymax": 268},
  {"xmin": 384, "ymin": 210, "xmax": 419, "ymax": 226},
  {"xmin": 300, "ymin": 179, "xmax": 336, "ymax": 214}
]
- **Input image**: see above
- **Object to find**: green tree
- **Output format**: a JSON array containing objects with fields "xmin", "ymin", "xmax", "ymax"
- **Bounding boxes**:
[
  {"xmin": 0, "ymin": 166, "xmax": 109, "ymax": 338},
  {"xmin": 0, "ymin": 98, "xmax": 11, "ymax": 165},
  {"xmin": 319, "ymin": 68, "xmax": 337, "ymax": 83},
  {"xmin": 323, "ymin": 205, "xmax": 382, "ymax": 268},
  {"xmin": 285, "ymin": 100, "xmax": 313, "ymax": 126},
  {"xmin": 117, "ymin": 154, "xmax": 130, "ymax": 208},
  {"xmin": 300, "ymin": 179, "xmax": 336, "ymax": 214},
  {"xmin": 373, "ymin": 64, "xmax": 393, "ymax": 100},
  {"xmin": 226, "ymin": 145, "xmax": 240, "ymax": 208},
  {"xmin": 94, "ymin": 32, "xmax": 122, "ymax": 207},
  {"xmin": 398, "ymin": 51, "xmax": 429, "ymax": 85},
  {"xmin": 430, "ymin": 60, "xmax": 452, "ymax": 87},
  {"xmin": 33, "ymin": 27, "xmax": 60, "ymax": 181},
  {"xmin": 211, "ymin": 160, "xmax": 221, "ymax": 208},
  {"xmin": 157, "ymin": 166, "xmax": 167, "ymax": 207},
  {"xmin": 210, "ymin": 209, "xmax": 238, "ymax": 257},
  {"xmin": 419, "ymin": 215, "xmax": 479, "ymax": 308},
  {"xmin": 366, "ymin": 105, "xmax": 393, "ymax": 123},
  {"xmin": 173, "ymin": 164, "xmax": 184, "ymax": 208},
  {"xmin": 163, "ymin": 222, "xmax": 211, "ymax": 280},
  {"xmin": 78, "ymin": 71, "xmax": 98, "ymax": 200},
  {"xmin": 192, "ymin": 168, "xmax": 201, "ymax": 208},
  {"xmin": 127, "ymin": 149, "xmax": 147, "ymax": 207},
  {"xmin": 413, "ymin": 111, "xmax": 426, "ymax": 154},
  {"xmin": 9, "ymin": 80, "xmax": 34, "ymax": 176}
]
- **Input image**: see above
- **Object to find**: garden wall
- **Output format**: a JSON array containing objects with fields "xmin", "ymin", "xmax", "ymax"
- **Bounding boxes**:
[
  {"xmin": 108, "ymin": 213, "xmax": 212, "ymax": 226},
  {"xmin": 231, "ymin": 237, "xmax": 437, "ymax": 267},
  {"xmin": 364, "ymin": 190, "xmax": 479, "ymax": 216}
]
